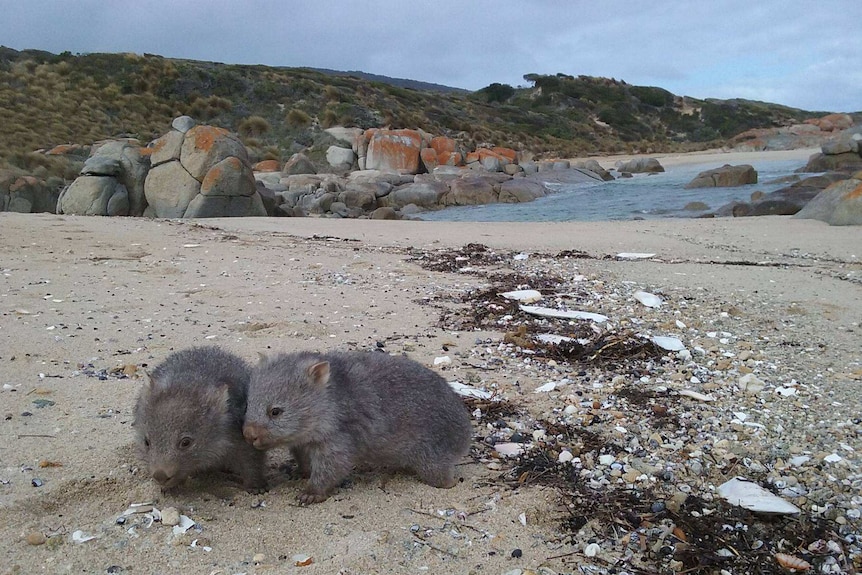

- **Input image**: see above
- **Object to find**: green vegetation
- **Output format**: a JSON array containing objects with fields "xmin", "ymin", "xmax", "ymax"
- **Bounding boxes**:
[{"xmin": 0, "ymin": 47, "xmax": 837, "ymax": 179}]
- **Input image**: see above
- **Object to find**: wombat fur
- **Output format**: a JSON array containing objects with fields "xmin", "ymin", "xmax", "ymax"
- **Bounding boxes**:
[
  {"xmin": 243, "ymin": 351, "xmax": 472, "ymax": 504},
  {"xmin": 133, "ymin": 346, "xmax": 267, "ymax": 493}
]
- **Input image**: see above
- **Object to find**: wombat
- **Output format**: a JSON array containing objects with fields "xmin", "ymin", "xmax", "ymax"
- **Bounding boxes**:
[
  {"xmin": 243, "ymin": 351, "xmax": 472, "ymax": 504},
  {"xmin": 133, "ymin": 346, "xmax": 267, "ymax": 493}
]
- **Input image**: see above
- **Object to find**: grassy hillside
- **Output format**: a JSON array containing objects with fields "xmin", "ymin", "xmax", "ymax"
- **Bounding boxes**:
[{"xmin": 0, "ymin": 47, "xmax": 833, "ymax": 175}]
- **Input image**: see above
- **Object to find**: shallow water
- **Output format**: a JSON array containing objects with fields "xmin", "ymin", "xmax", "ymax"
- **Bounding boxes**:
[{"xmin": 419, "ymin": 158, "xmax": 806, "ymax": 222}]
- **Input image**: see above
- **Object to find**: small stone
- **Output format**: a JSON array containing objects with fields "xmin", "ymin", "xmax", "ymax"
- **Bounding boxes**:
[
  {"xmin": 253, "ymin": 553, "xmax": 265, "ymax": 563},
  {"xmin": 160, "ymin": 506, "xmax": 180, "ymax": 527},
  {"xmin": 558, "ymin": 450, "xmax": 574, "ymax": 463},
  {"xmin": 598, "ymin": 454, "xmax": 615, "ymax": 466},
  {"xmin": 739, "ymin": 373, "xmax": 765, "ymax": 394},
  {"xmin": 511, "ymin": 548, "xmax": 523, "ymax": 558},
  {"xmin": 26, "ymin": 531, "xmax": 47, "ymax": 545}
]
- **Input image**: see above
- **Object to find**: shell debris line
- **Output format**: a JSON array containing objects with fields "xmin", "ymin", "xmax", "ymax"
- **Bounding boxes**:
[{"xmin": 412, "ymin": 242, "xmax": 862, "ymax": 574}]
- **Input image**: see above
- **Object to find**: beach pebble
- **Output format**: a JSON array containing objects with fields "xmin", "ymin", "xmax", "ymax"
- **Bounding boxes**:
[
  {"xmin": 253, "ymin": 553, "xmax": 265, "ymax": 563},
  {"xmin": 160, "ymin": 507, "xmax": 180, "ymax": 527},
  {"xmin": 558, "ymin": 450, "xmax": 574, "ymax": 463},
  {"xmin": 584, "ymin": 542, "xmax": 601, "ymax": 557},
  {"xmin": 25, "ymin": 531, "xmax": 47, "ymax": 545}
]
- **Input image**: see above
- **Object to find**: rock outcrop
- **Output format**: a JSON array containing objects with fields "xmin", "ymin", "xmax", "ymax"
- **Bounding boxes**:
[
  {"xmin": 614, "ymin": 157, "xmax": 664, "ymax": 174},
  {"xmin": 1, "ymin": 172, "xmax": 63, "ymax": 214},
  {"xmin": 685, "ymin": 164, "xmax": 757, "ymax": 188},
  {"xmin": 794, "ymin": 173, "xmax": 862, "ymax": 225},
  {"xmin": 145, "ymin": 122, "xmax": 266, "ymax": 218},
  {"xmin": 365, "ymin": 129, "xmax": 423, "ymax": 173},
  {"xmin": 58, "ymin": 140, "xmax": 149, "ymax": 216},
  {"xmin": 801, "ymin": 129, "xmax": 862, "ymax": 172}
]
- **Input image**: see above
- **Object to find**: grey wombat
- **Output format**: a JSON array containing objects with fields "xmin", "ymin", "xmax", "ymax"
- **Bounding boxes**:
[
  {"xmin": 243, "ymin": 351, "xmax": 472, "ymax": 504},
  {"xmin": 133, "ymin": 346, "xmax": 267, "ymax": 493}
]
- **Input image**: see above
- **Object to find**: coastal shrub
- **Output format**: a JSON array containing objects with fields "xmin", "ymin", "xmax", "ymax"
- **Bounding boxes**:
[
  {"xmin": 238, "ymin": 115, "xmax": 271, "ymax": 137},
  {"xmin": 286, "ymin": 108, "xmax": 311, "ymax": 128},
  {"xmin": 477, "ymin": 82, "xmax": 515, "ymax": 103},
  {"xmin": 320, "ymin": 109, "xmax": 338, "ymax": 128}
]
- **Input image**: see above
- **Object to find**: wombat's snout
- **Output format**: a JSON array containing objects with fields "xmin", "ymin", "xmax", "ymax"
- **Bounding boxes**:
[
  {"xmin": 243, "ymin": 422, "xmax": 270, "ymax": 449},
  {"xmin": 151, "ymin": 465, "xmax": 181, "ymax": 489}
]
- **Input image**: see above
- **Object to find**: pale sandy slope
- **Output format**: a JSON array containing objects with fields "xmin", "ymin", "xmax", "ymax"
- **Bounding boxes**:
[{"xmin": 0, "ymin": 212, "xmax": 858, "ymax": 574}]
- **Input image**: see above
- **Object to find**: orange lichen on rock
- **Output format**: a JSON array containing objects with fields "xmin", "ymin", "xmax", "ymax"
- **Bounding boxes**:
[
  {"xmin": 492, "ymin": 147, "xmax": 517, "ymax": 162},
  {"xmin": 188, "ymin": 125, "xmax": 229, "ymax": 152},
  {"xmin": 253, "ymin": 159, "xmax": 280, "ymax": 172}
]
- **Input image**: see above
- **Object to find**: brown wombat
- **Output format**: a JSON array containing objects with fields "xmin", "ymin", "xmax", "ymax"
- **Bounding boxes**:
[
  {"xmin": 243, "ymin": 351, "xmax": 472, "ymax": 504},
  {"xmin": 133, "ymin": 346, "xmax": 267, "ymax": 493}
]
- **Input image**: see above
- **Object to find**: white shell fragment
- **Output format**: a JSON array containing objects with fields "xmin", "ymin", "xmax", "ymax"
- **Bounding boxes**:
[
  {"xmin": 499, "ymin": 289, "xmax": 542, "ymax": 304},
  {"xmin": 651, "ymin": 336, "xmax": 685, "ymax": 351},
  {"xmin": 584, "ymin": 542, "xmax": 601, "ymax": 557},
  {"xmin": 616, "ymin": 252, "xmax": 655, "ymax": 260},
  {"xmin": 520, "ymin": 305, "xmax": 608, "ymax": 323},
  {"xmin": 433, "ymin": 356, "xmax": 452, "ymax": 366},
  {"xmin": 717, "ymin": 477, "xmax": 801, "ymax": 514},
  {"xmin": 535, "ymin": 333, "xmax": 573, "ymax": 345},
  {"xmin": 292, "ymin": 554, "xmax": 314, "ymax": 567},
  {"xmin": 494, "ymin": 443, "xmax": 525, "ymax": 457},
  {"xmin": 824, "ymin": 453, "xmax": 843, "ymax": 463},
  {"xmin": 633, "ymin": 290, "xmax": 662, "ymax": 308},
  {"xmin": 739, "ymin": 373, "xmax": 765, "ymax": 394},
  {"xmin": 72, "ymin": 530, "xmax": 98, "ymax": 543},
  {"xmin": 448, "ymin": 381, "xmax": 493, "ymax": 400},
  {"xmin": 534, "ymin": 381, "xmax": 559, "ymax": 393},
  {"xmin": 558, "ymin": 450, "xmax": 574, "ymax": 463},
  {"xmin": 172, "ymin": 515, "xmax": 196, "ymax": 535},
  {"xmin": 678, "ymin": 389, "xmax": 715, "ymax": 402}
]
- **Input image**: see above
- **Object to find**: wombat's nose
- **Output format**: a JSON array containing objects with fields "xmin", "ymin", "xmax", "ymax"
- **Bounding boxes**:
[
  {"xmin": 152, "ymin": 468, "xmax": 173, "ymax": 485},
  {"xmin": 243, "ymin": 423, "xmax": 267, "ymax": 447}
]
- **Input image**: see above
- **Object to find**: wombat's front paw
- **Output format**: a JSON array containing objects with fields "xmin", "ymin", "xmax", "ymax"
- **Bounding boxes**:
[
  {"xmin": 296, "ymin": 490, "xmax": 328, "ymax": 505},
  {"xmin": 245, "ymin": 483, "xmax": 268, "ymax": 494}
]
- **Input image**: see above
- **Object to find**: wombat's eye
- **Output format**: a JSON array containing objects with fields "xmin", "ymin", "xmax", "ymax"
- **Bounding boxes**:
[
  {"xmin": 178, "ymin": 437, "xmax": 193, "ymax": 449},
  {"xmin": 267, "ymin": 407, "xmax": 283, "ymax": 418}
]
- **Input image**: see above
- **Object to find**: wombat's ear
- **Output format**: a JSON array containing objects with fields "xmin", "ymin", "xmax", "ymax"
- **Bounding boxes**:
[
  {"xmin": 141, "ymin": 369, "xmax": 157, "ymax": 394},
  {"xmin": 206, "ymin": 384, "xmax": 231, "ymax": 412},
  {"xmin": 307, "ymin": 361, "xmax": 330, "ymax": 388}
]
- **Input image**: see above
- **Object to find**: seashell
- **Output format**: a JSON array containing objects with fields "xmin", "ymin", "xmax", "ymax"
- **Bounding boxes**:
[
  {"xmin": 448, "ymin": 381, "xmax": 493, "ymax": 400},
  {"xmin": 633, "ymin": 290, "xmax": 662, "ymax": 308},
  {"xmin": 774, "ymin": 553, "xmax": 811, "ymax": 571},
  {"xmin": 520, "ymin": 305, "xmax": 608, "ymax": 323},
  {"xmin": 616, "ymin": 252, "xmax": 656, "ymax": 260},
  {"xmin": 499, "ymin": 289, "xmax": 542, "ymax": 304},
  {"xmin": 172, "ymin": 515, "xmax": 196, "ymax": 535},
  {"xmin": 584, "ymin": 542, "xmax": 601, "ymax": 557},
  {"xmin": 717, "ymin": 477, "xmax": 801, "ymax": 514},
  {"xmin": 651, "ymin": 336, "xmax": 685, "ymax": 351},
  {"xmin": 678, "ymin": 389, "xmax": 714, "ymax": 402},
  {"xmin": 72, "ymin": 530, "xmax": 98, "ymax": 543},
  {"xmin": 534, "ymin": 381, "xmax": 558, "ymax": 393},
  {"xmin": 739, "ymin": 373, "xmax": 765, "ymax": 394},
  {"xmin": 292, "ymin": 554, "xmax": 314, "ymax": 567},
  {"xmin": 494, "ymin": 443, "xmax": 524, "ymax": 457}
]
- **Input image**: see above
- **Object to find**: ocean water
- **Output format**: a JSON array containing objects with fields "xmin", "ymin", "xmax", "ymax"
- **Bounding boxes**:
[{"xmin": 418, "ymin": 158, "xmax": 807, "ymax": 222}]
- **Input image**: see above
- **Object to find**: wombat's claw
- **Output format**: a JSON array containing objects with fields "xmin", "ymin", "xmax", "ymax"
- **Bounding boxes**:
[{"xmin": 297, "ymin": 490, "xmax": 328, "ymax": 505}]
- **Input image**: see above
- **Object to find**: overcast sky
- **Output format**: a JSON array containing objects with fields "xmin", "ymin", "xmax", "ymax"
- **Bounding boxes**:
[{"xmin": 2, "ymin": 0, "xmax": 859, "ymax": 113}]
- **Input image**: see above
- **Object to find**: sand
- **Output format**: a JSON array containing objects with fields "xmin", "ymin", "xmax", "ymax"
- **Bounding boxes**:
[
  {"xmin": 0, "ymin": 204, "xmax": 860, "ymax": 573},
  {"xmin": 573, "ymin": 146, "xmax": 820, "ymax": 170}
]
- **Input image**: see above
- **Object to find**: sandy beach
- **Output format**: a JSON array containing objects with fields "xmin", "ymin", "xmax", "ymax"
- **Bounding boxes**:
[
  {"xmin": 574, "ymin": 146, "xmax": 821, "ymax": 170},
  {"xmin": 1, "ymin": 209, "xmax": 860, "ymax": 574}
]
